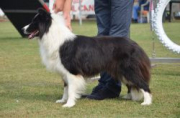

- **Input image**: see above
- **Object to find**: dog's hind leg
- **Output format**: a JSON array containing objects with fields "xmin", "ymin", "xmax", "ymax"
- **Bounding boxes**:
[
  {"xmin": 122, "ymin": 85, "xmax": 144, "ymax": 101},
  {"xmin": 140, "ymin": 89, "xmax": 152, "ymax": 105},
  {"xmin": 130, "ymin": 82, "xmax": 152, "ymax": 105},
  {"xmin": 63, "ymin": 74, "xmax": 86, "ymax": 108},
  {"xmin": 121, "ymin": 68, "xmax": 152, "ymax": 105},
  {"xmin": 130, "ymin": 79, "xmax": 152, "ymax": 105},
  {"xmin": 130, "ymin": 87, "xmax": 143, "ymax": 101}
]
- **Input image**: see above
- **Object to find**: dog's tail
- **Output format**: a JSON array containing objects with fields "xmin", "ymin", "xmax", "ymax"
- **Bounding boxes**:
[
  {"xmin": 120, "ymin": 41, "xmax": 151, "ymax": 89},
  {"xmin": 139, "ymin": 52, "xmax": 151, "ymax": 84}
]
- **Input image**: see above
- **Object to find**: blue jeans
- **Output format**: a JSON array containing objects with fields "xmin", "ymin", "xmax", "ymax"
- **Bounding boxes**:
[{"xmin": 95, "ymin": 0, "xmax": 134, "ymax": 94}]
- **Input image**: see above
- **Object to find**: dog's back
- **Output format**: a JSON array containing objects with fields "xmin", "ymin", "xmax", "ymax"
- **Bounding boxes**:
[{"xmin": 60, "ymin": 36, "xmax": 150, "ymax": 81}]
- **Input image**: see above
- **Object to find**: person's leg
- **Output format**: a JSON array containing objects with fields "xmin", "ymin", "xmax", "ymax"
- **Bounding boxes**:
[
  {"xmin": 93, "ymin": 0, "xmax": 134, "ymax": 100},
  {"xmin": 92, "ymin": 0, "xmax": 111, "ymax": 92},
  {"xmin": 87, "ymin": 0, "xmax": 121, "ymax": 100},
  {"xmin": 109, "ymin": 0, "xmax": 134, "ymax": 37},
  {"xmin": 92, "ymin": 0, "xmax": 133, "ymax": 100},
  {"xmin": 94, "ymin": 0, "xmax": 110, "ymax": 36}
]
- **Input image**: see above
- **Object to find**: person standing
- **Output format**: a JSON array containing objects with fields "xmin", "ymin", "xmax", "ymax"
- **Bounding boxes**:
[{"xmin": 86, "ymin": 0, "xmax": 134, "ymax": 100}]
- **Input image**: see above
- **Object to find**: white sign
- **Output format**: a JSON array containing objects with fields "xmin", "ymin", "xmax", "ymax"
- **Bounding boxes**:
[
  {"xmin": 72, "ymin": 0, "xmax": 95, "ymax": 15},
  {"xmin": 49, "ymin": 0, "xmax": 95, "ymax": 15}
]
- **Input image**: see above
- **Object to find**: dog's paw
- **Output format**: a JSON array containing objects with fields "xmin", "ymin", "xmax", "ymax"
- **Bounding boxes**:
[
  {"xmin": 141, "ymin": 101, "xmax": 152, "ymax": 106},
  {"xmin": 62, "ymin": 102, "xmax": 75, "ymax": 108},
  {"xmin": 56, "ymin": 99, "xmax": 66, "ymax": 103}
]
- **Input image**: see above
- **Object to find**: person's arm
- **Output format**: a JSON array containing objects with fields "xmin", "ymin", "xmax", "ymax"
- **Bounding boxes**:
[
  {"xmin": 63, "ymin": 0, "xmax": 72, "ymax": 30},
  {"xmin": 53, "ymin": 0, "xmax": 72, "ymax": 30}
]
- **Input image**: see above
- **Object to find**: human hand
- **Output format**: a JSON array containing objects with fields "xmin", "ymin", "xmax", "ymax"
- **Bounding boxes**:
[
  {"xmin": 53, "ymin": 0, "xmax": 65, "ymax": 13},
  {"xmin": 53, "ymin": 0, "xmax": 72, "ymax": 31},
  {"xmin": 63, "ymin": 13, "xmax": 72, "ymax": 31}
]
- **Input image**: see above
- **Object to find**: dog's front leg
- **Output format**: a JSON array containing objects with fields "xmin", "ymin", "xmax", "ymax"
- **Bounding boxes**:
[
  {"xmin": 56, "ymin": 82, "xmax": 68, "ymax": 103},
  {"xmin": 63, "ymin": 74, "xmax": 86, "ymax": 108}
]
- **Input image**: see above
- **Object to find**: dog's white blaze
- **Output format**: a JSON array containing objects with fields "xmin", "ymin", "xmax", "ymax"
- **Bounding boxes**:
[{"xmin": 39, "ymin": 14, "xmax": 86, "ymax": 107}]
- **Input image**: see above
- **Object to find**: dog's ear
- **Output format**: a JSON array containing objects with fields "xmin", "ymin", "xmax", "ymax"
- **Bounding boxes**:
[{"xmin": 37, "ymin": 8, "xmax": 51, "ymax": 21}]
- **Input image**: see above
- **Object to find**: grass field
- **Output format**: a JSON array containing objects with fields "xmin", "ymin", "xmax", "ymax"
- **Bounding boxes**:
[{"xmin": 0, "ymin": 21, "xmax": 180, "ymax": 118}]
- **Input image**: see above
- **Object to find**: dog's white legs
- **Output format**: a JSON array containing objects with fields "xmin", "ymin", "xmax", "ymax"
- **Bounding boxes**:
[
  {"xmin": 56, "ymin": 86, "xmax": 68, "ymax": 103},
  {"xmin": 123, "ymin": 88, "xmax": 143, "ymax": 101},
  {"xmin": 63, "ymin": 74, "xmax": 86, "ymax": 108},
  {"xmin": 62, "ymin": 86, "xmax": 76, "ymax": 107},
  {"xmin": 131, "ymin": 88, "xmax": 144, "ymax": 101},
  {"xmin": 140, "ymin": 89, "xmax": 152, "ymax": 105}
]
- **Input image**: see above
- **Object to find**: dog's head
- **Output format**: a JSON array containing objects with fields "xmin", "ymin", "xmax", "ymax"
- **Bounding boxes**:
[{"xmin": 23, "ymin": 8, "xmax": 52, "ymax": 39}]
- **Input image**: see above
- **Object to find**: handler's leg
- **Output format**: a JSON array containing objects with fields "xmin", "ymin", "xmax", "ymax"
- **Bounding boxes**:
[
  {"xmin": 87, "ymin": 0, "xmax": 121, "ymax": 100},
  {"xmin": 109, "ymin": 0, "xmax": 134, "ymax": 37},
  {"xmin": 94, "ymin": 0, "xmax": 110, "ymax": 36},
  {"xmin": 87, "ymin": 0, "xmax": 134, "ymax": 100}
]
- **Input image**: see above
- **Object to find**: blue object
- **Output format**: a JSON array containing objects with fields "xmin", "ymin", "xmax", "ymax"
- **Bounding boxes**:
[{"xmin": 132, "ymin": 3, "xmax": 139, "ymax": 21}]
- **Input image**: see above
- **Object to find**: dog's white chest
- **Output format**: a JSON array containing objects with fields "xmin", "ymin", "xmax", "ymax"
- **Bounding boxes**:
[
  {"xmin": 39, "ymin": 44, "xmax": 58, "ymax": 72},
  {"xmin": 39, "ymin": 42, "xmax": 68, "ymax": 76}
]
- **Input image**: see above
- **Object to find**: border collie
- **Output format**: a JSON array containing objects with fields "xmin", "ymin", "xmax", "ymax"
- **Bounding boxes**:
[{"xmin": 23, "ymin": 9, "xmax": 152, "ymax": 107}]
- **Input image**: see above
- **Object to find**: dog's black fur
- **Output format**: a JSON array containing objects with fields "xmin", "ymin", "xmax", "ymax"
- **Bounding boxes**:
[{"xmin": 60, "ymin": 35, "xmax": 151, "ymax": 92}]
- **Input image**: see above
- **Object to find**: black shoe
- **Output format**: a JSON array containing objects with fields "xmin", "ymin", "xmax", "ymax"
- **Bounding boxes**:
[
  {"xmin": 91, "ymin": 83, "xmax": 105, "ymax": 94},
  {"xmin": 81, "ymin": 83, "xmax": 104, "ymax": 98},
  {"xmin": 86, "ymin": 86, "xmax": 120, "ymax": 100}
]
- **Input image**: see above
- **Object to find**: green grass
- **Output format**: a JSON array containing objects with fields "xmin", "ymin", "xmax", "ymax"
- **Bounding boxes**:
[{"xmin": 0, "ymin": 21, "xmax": 180, "ymax": 118}]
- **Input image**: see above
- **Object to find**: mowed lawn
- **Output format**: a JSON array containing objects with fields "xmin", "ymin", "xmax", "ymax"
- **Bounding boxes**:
[{"xmin": 0, "ymin": 20, "xmax": 180, "ymax": 118}]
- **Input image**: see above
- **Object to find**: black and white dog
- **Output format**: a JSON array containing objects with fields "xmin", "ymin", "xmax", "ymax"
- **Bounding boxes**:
[{"xmin": 23, "ymin": 9, "xmax": 152, "ymax": 107}]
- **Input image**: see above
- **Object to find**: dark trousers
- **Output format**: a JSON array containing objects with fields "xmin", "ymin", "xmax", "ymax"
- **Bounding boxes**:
[{"xmin": 95, "ymin": 0, "xmax": 134, "ymax": 93}]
